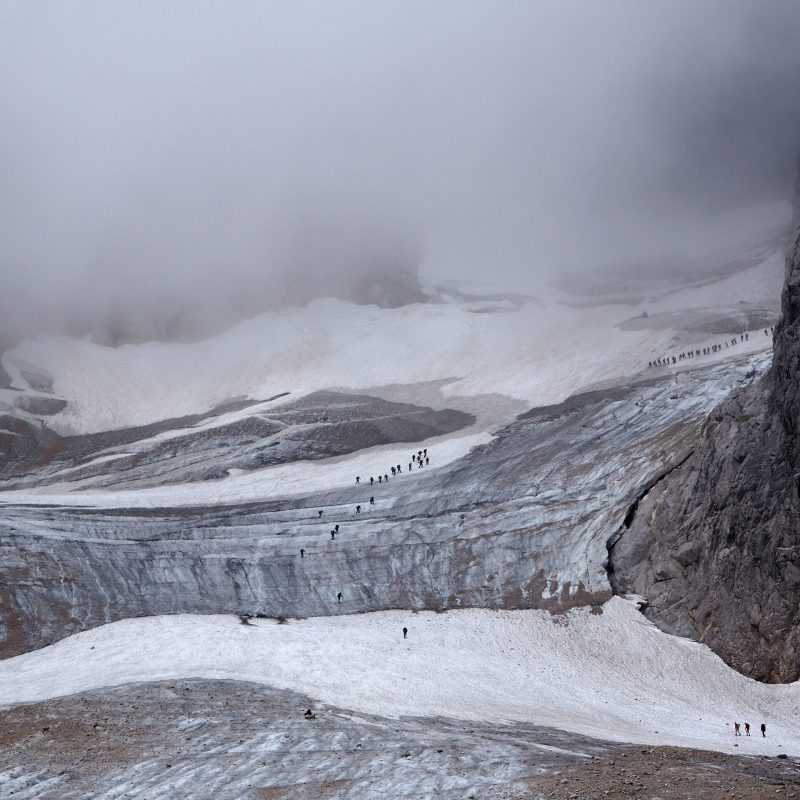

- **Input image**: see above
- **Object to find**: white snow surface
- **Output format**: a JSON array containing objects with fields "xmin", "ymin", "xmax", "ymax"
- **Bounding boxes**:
[
  {"xmin": 0, "ymin": 429, "xmax": 492, "ymax": 507},
  {"xmin": 1, "ymin": 598, "xmax": 797, "ymax": 756},
  {"xmin": 4, "ymin": 295, "xmax": 678, "ymax": 437}
]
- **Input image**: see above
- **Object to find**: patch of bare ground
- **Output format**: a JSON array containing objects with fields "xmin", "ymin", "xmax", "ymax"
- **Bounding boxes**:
[{"xmin": 524, "ymin": 746, "xmax": 800, "ymax": 800}]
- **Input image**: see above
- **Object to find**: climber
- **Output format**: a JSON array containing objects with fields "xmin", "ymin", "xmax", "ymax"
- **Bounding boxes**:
[
  {"xmin": 370, "ymin": 496, "xmax": 375, "ymax": 505},
  {"xmin": 734, "ymin": 722, "xmax": 741, "ymax": 736},
  {"xmin": 300, "ymin": 548, "xmax": 305, "ymax": 558},
  {"xmin": 335, "ymin": 524, "xmax": 339, "ymax": 533},
  {"xmin": 356, "ymin": 504, "xmax": 361, "ymax": 514},
  {"xmin": 337, "ymin": 592, "xmax": 342, "ymax": 603},
  {"xmin": 370, "ymin": 476, "xmax": 374, "ymax": 485},
  {"xmin": 318, "ymin": 510, "xmax": 324, "ymax": 518},
  {"xmin": 744, "ymin": 722, "xmax": 750, "ymax": 736},
  {"xmin": 304, "ymin": 709, "xmax": 316, "ymax": 720},
  {"xmin": 403, "ymin": 626, "xmax": 408, "ymax": 639},
  {"xmin": 761, "ymin": 723, "xmax": 766, "ymax": 737},
  {"xmin": 331, "ymin": 530, "xmax": 335, "ymax": 540},
  {"xmin": 356, "ymin": 476, "xmax": 360, "ymax": 484}
]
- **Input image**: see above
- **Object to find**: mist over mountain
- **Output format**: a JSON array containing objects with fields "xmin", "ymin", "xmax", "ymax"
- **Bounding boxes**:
[{"xmin": 2, "ymin": 1, "xmax": 800, "ymax": 343}]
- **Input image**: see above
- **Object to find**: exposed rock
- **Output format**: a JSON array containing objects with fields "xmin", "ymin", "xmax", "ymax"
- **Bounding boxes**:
[
  {"xmin": 13, "ymin": 395, "xmax": 67, "ymax": 416},
  {"xmin": 610, "ymin": 173, "xmax": 800, "ymax": 683},
  {"xmin": 675, "ymin": 540, "xmax": 700, "ymax": 567}
]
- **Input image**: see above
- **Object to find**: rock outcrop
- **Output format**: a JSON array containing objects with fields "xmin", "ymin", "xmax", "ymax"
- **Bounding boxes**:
[{"xmin": 610, "ymin": 184, "xmax": 800, "ymax": 683}]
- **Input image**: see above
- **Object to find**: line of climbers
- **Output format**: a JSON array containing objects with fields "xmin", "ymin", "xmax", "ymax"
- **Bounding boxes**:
[
  {"xmin": 354, "ymin": 448, "xmax": 431, "ymax": 488},
  {"xmin": 302, "ymin": 448, "xmax": 435, "ymax": 609},
  {"xmin": 648, "ymin": 328, "xmax": 773, "ymax": 369}
]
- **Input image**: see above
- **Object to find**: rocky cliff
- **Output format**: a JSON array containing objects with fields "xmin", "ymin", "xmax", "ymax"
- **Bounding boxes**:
[{"xmin": 610, "ymin": 187, "xmax": 800, "ymax": 682}]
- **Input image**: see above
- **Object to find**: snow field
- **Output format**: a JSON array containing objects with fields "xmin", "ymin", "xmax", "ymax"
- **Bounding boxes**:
[
  {"xmin": 1, "ymin": 597, "xmax": 797, "ymax": 756},
  {"xmin": 8, "ymin": 294, "xmax": 678, "ymax": 437},
  {"xmin": 0, "ymin": 429, "xmax": 493, "ymax": 507}
]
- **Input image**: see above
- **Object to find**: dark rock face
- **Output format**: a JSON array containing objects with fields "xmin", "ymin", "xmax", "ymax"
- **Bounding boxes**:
[{"xmin": 610, "ymin": 209, "xmax": 800, "ymax": 683}]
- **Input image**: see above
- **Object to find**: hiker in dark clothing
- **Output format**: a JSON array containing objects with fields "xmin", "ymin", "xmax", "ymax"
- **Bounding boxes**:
[
  {"xmin": 335, "ymin": 524, "xmax": 339, "ymax": 532},
  {"xmin": 337, "ymin": 592, "xmax": 342, "ymax": 603},
  {"xmin": 734, "ymin": 722, "xmax": 741, "ymax": 736},
  {"xmin": 384, "ymin": 474, "xmax": 389, "ymax": 482},
  {"xmin": 425, "ymin": 456, "xmax": 429, "ymax": 465},
  {"xmin": 370, "ymin": 496, "xmax": 375, "ymax": 505},
  {"xmin": 408, "ymin": 463, "xmax": 412, "ymax": 471},
  {"xmin": 300, "ymin": 548, "xmax": 305, "ymax": 558},
  {"xmin": 356, "ymin": 476, "xmax": 360, "ymax": 484},
  {"xmin": 318, "ymin": 510, "xmax": 324, "ymax": 518},
  {"xmin": 761, "ymin": 723, "xmax": 766, "ymax": 737},
  {"xmin": 304, "ymin": 709, "xmax": 316, "ymax": 719},
  {"xmin": 423, "ymin": 448, "xmax": 427, "ymax": 457},
  {"xmin": 412, "ymin": 454, "xmax": 416, "ymax": 462},
  {"xmin": 744, "ymin": 722, "xmax": 750, "ymax": 736},
  {"xmin": 370, "ymin": 476, "xmax": 374, "ymax": 485},
  {"xmin": 331, "ymin": 530, "xmax": 335, "ymax": 540},
  {"xmin": 356, "ymin": 504, "xmax": 361, "ymax": 514},
  {"xmin": 378, "ymin": 475, "xmax": 382, "ymax": 483},
  {"xmin": 397, "ymin": 464, "xmax": 401, "ymax": 473},
  {"xmin": 391, "ymin": 467, "xmax": 396, "ymax": 476},
  {"xmin": 403, "ymin": 627, "xmax": 408, "ymax": 639}
]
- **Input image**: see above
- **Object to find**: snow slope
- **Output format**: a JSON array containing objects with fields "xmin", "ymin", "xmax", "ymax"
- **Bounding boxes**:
[
  {"xmin": 4, "ymin": 295, "xmax": 675, "ymax": 436},
  {"xmin": 1, "ymin": 598, "xmax": 797, "ymax": 757}
]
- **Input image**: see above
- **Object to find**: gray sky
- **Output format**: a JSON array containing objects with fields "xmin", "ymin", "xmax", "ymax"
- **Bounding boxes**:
[{"xmin": 2, "ymin": 1, "xmax": 800, "ymax": 339}]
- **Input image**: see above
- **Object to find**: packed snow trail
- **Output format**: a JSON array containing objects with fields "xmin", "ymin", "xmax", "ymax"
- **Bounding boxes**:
[{"xmin": 1, "ymin": 598, "xmax": 798, "ymax": 757}]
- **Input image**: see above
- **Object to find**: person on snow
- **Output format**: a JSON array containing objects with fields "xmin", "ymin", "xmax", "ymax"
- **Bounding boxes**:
[
  {"xmin": 331, "ymin": 530, "xmax": 336, "ymax": 540},
  {"xmin": 356, "ymin": 476, "xmax": 360, "ymax": 484},
  {"xmin": 318, "ymin": 510, "xmax": 324, "ymax": 518},
  {"xmin": 744, "ymin": 722, "xmax": 750, "ymax": 736},
  {"xmin": 370, "ymin": 496, "xmax": 375, "ymax": 505},
  {"xmin": 391, "ymin": 467, "xmax": 396, "ymax": 477},
  {"xmin": 335, "ymin": 524, "xmax": 340, "ymax": 533},
  {"xmin": 384, "ymin": 474, "xmax": 389, "ymax": 482},
  {"xmin": 370, "ymin": 476, "xmax": 374, "ymax": 486},
  {"xmin": 300, "ymin": 548, "xmax": 305, "ymax": 559},
  {"xmin": 425, "ymin": 456, "xmax": 429, "ymax": 465},
  {"xmin": 423, "ymin": 448, "xmax": 427, "ymax": 457},
  {"xmin": 761, "ymin": 723, "xmax": 766, "ymax": 737},
  {"xmin": 337, "ymin": 592, "xmax": 342, "ymax": 603},
  {"xmin": 304, "ymin": 709, "xmax": 316, "ymax": 720},
  {"xmin": 378, "ymin": 475, "xmax": 382, "ymax": 483},
  {"xmin": 403, "ymin": 626, "xmax": 408, "ymax": 639},
  {"xmin": 397, "ymin": 464, "xmax": 402, "ymax": 473},
  {"xmin": 734, "ymin": 722, "xmax": 741, "ymax": 736},
  {"xmin": 408, "ymin": 463, "xmax": 412, "ymax": 471},
  {"xmin": 356, "ymin": 504, "xmax": 361, "ymax": 514}
]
